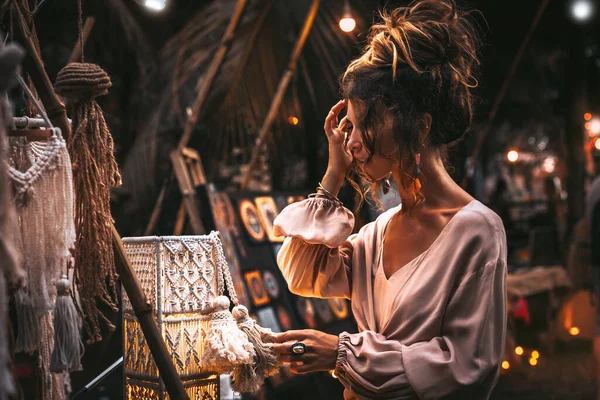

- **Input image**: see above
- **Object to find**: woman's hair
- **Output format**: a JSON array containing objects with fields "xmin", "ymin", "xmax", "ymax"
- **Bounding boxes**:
[{"xmin": 341, "ymin": 0, "xmax": 481, "ymax": 211}]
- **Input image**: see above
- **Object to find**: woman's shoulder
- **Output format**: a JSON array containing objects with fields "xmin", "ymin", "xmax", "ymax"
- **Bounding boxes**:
[
  {"xmin": 449, "ymin": 200, "xmax": 507, "ymax": 260},
  {"xmin": 454, "ymin": 200, "xmax": 505, "ymax": 237}
]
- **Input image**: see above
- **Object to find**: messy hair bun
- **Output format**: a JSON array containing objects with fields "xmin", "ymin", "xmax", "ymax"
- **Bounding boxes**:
[{"xmin": 342, "ymin": 0, "xmax": 481, "ymax": 151}]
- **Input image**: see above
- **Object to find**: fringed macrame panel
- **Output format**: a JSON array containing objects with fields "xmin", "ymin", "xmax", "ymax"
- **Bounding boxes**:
[{"xmin": 122, "ymin": 233, "xmax": 225, "ymax": 399}]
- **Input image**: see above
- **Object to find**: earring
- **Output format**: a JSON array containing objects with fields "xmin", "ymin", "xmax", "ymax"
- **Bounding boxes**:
[
  {"xmin": 382, "ymin": 175, "xmax": 392, "ymax": 195},
  {"xmin": 414, "ymin": 153, "xmax": 422, "ymax": 192}
]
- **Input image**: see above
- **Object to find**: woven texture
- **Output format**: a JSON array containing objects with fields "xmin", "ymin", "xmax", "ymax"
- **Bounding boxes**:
[
  {"xmin": 55, "ymin": 63, "xmax": 111, "ymax": 100},
  {"xmin": 122, "ymin": 233, "xmax": 226, "ymax": 398}
]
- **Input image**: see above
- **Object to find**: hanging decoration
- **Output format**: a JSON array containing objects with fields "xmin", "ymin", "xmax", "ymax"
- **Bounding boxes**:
[
  {"xmin": 54, "ymin": 62, "xmax": 122, "ymax": 343},
  {"xmin": 6, "ymin": 126, "xmax": 76, "ymax": 354}
]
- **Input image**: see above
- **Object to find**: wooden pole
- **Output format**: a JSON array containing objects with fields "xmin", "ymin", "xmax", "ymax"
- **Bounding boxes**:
[
  {"xmin": 146, "ymin": 1, "xmax": 270, "ymax": 234},
  {"xmin": 241, "ymin": 0, "xmax": 320, "ymax": 190},
  {"xmin": 177, "ymin": 0, "xmax": 248, "ymax": 150},
  {"xmin": 460, "ymin": 0, "xmax": 550, "ymax": 189},
  {"xmin": 68, "ymin": 17, "xmax": 95, "ymax": 64},
  {"xmin": 10, "ymin": 5, "xmax": 190, "ymax": 400}
]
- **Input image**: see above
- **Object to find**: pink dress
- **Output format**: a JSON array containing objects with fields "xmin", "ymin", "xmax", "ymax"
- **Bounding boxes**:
[{"xmin": 273, "ymin": 198, "xmax": 507, "ymax": 400}]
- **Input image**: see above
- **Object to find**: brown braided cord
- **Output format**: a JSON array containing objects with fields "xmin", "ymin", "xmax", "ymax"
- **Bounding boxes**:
[
  {"xmin": 55, "ymin": 63, "xmax": 111, "ymax": 100},
  {"xmin": 55, "ymin": 62, "xmax": 122, "ymax": 343}
]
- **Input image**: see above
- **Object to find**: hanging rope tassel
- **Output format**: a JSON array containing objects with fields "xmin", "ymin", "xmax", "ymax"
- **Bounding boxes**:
[
  {"xmin": 50, "ymin": 275, "xmax": 84, "ymax": 373},
  {"xmin": 14, "ymin": 290, "xmax": 40, "ymax": 354},
  {"xmin": 231, "ymin": 304, "xmax": 281, "ymax": 393},
  {"xmin": 201, "ymin": 296, "xmax": 255, "ymax": 374},
  {"xmin": 55, "ymin": 63, "xmax": 121, "ymax": 344}
]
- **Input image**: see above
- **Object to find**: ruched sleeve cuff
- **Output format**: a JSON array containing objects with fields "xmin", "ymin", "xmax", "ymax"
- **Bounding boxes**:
[{"xmin": 274, "ymin": 197, "xmax": 354, "ymax": 248}]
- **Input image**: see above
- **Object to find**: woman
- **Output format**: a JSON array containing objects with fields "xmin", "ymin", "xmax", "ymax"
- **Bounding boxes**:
[{"xmin": 271, "ymin": 1, "xmax": 507, "ymax": 399}]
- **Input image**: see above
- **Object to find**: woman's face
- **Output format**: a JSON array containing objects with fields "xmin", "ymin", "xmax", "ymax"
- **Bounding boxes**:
[{"xmin": 345, "ymin": 100, "xmax": 396, "ymax": 181}]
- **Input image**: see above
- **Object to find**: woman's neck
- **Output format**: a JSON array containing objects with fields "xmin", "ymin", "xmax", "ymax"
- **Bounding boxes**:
[{"xmin": 391, "ymin": 149, "xmax": 464, "ymax": 212}]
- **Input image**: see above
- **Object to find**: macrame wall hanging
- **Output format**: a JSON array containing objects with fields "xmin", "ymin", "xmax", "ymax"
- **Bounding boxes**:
[
  {"xmin": 6, "ymin": 112, "xmax": 80, "ymax": 398},
  {"xmin": 53, "ymin": 0, "xmax": 122, "ymax": 344},
  {"xmin": 121, "ymin": 232, "xmax": 281, "ymax": 397},
  {"xmin": 0, "ymin": 39, "xmax": 26, "ymax": 400}
]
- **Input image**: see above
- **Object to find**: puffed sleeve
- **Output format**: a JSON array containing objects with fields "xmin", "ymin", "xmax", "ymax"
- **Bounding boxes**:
[
  {"xmin": 335, "ymin": 258, "xmax": 507, "ymax": 399},
  {"xmin": 273, "ymin": 197, "xmax": 356, "ymax": 299}
]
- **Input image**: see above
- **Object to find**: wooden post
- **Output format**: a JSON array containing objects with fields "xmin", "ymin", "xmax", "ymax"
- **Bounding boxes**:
[
  {"xmin": 170, "ymin": 151, "xmax": 205, "ymax": 233},
  {"xmin": 10, "ymin": 5, "xmax": 190, "ymax": 400},
  {"xmin": 167, "ymin": 0, "xmax": 249, "ymax": 235},
  {"xmin": 177, "ymin": 0, "xmax": 248, "ymax": 151},
  {"xmin": 68, "ymin": 17, "xmax": 95, "ymax": 64},
  {"xmin": 241, "ymin": 0, "xmax": 320, "ymax": 190},
  {"xmin": 145, "ymin": 1, "xmax": 270, "ymax": 235}
]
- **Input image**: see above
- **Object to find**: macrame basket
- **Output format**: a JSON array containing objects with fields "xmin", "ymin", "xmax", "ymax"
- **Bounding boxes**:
[{"xmin": 121, "ymin": 233, "xmax": 228, "ymax": 400}]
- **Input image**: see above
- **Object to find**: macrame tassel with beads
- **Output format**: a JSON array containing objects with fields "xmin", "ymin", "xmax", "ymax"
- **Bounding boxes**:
[
  {"xmin": 50, "ymin": 275, "xmax": 84, "ymax": 373},
  {"xmin": 201, "ymin": 296, "xmax": 254, "ymax": 374},
  {"xmin": 231, "ymin": 304, "xmax": 281, "ymax": 393}
]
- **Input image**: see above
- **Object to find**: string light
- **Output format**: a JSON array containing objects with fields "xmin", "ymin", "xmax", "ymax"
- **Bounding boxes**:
[
  {"xmin": 330, "ymin": 370, "xmax": 337, "ymax": 379},
  {"xmin": 288, "ymin": 116, "xmax": 299, "ymax": 126},
  {"xmin": 585, "ymin": 112, "xmax": 593, "ymax": 121},
  {"xmin": 339, "ymin": 0, "xmax": 356, "ymax": 32},
  {"xmin": 529, "ymin": 358, "xmax": 538, "ymax": 366},
  {"xmin": 515, "ymin": 346, "xmax": 524, "ymax": 355},
  {"xmin": 531, "ymin": 350, "xmax": 540, "ymax": 359},
  {"xmin": 595, "ymin": 138, "xmax": 600, "ymax": 150},
  {"xmin": 501, "ymin": 361, "xmax": 510, "ymax": 370},
  {"xmin": 507, "ymin": 150, "xmax": 519, "ymax": 163},
  {"xmin": 569, "ymin": 326, "xmax": 580, "ymax": 335},
  {"xmin": 591, "ymin": 119, "xmax": 600, "ymax": 135}
]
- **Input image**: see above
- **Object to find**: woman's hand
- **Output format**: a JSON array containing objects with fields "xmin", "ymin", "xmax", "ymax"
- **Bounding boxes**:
[
  {"xmin": 322, "ymin": 100, "xmax": 352, "ymax": 195},
  {"xmin": 272, "ymin": 329, "xmax": 339, "ymax": 374}
]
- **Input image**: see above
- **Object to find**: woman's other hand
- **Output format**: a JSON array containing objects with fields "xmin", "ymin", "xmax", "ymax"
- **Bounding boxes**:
[{"xmin": 272, "ymin": 329, "xmax": 339, "ymax": 374}]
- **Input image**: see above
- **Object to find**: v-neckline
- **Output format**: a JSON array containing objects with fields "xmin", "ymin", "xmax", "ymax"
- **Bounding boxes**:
[{"xmin": 378, "ymin": 200, "xmax": 477, "ymax": 281}]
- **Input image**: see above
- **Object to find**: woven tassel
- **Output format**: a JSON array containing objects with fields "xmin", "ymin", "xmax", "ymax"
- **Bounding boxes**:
[
  {"xmin": 231, "ymin": 304, "xmax": 281, "ymax": 393},
  {"xmin": 50, "ymin": 275, "xmax": 84, "ymax": 373},
  {"xmin": 201, "ymin": 296, "xmax": 254, "ymax": 374},
  {"xmin": 14, "ymin": 290, "xmax": 40, "ymax": 354}
]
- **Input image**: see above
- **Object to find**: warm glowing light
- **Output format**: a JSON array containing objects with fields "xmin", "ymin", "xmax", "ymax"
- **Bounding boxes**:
[
  {"xmin": 595, "ymin": 138, "xmax": 600, "ymax": 150},
  {"xmin": 515, "ymin": 346, "xmax": 524, "ymax": 355},
  {"xmin": 591, "ymin": 119, "xmax": 600, "ymax": 134},
  {"xmin": 570, "ymin": 326, "xmax": 580, "ymax": 335},
  {"xmin": 586, "ymin": 122, "xmax": 592, "ymax": 130},
  {"xmin": 531, "ymin": 350, "xmax": 540, "ymax": 359},
  {"xmin": 339, "ymin": 17, "xmax": 356, "ymax": 32},
  {"xmin": 571, "ymin": 0, "xmax": 594, "ymax": 21},
  {"xmin": 501, "ymin": 361, "xmax": 510, "ymax": 370},
  {"xmin": 288, "ymin": 116, "xmax": 299, "ymax": 126},
  {"xmin": 144, "ymin": 0, "xmax": 167, "ymax": 10},
  {"xmin": 585, "ymin": 112, "xmax": 593, "ymax": 121},
  {"xmin": 330, "ymin": 370, "xmax": 337, "ymax": 379},
  {"xmin": 529, "ymin": 358, "xmax": 538, "ymax": 366},
  {"xmin": 507, "ymin": 150, "xmax": 519, "ymax": 163}
]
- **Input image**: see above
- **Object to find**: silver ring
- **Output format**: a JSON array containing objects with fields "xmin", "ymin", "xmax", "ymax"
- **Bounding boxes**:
[{"xmin": 289, "ymin": 342, "xmax": 306, "ymax": 356}]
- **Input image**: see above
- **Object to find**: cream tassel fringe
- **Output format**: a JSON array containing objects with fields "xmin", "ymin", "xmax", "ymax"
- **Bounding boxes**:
[
  {"xmin": 231, "ymin": 304, "xmax": 281, "ymax": 393},
  {"xmin": 50, "ymin": 275, "xmax": 84, "ymax": 373},
  {"xmin": 201, "ymin": 296, "xmax": 254, "ymax": 374}
]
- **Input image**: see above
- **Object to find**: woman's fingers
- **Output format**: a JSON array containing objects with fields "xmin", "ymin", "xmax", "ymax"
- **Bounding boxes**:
[
  {"xmin": 290, "ymin": 362, "xmax": 316, "ymax": 374},
  {"xmin": 274, "ymin": 329, "xmax": 310, "ymax": 343},
  {"xmin": 324, "ymin": 100, "xmax": 346, "ymax": 136}
]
